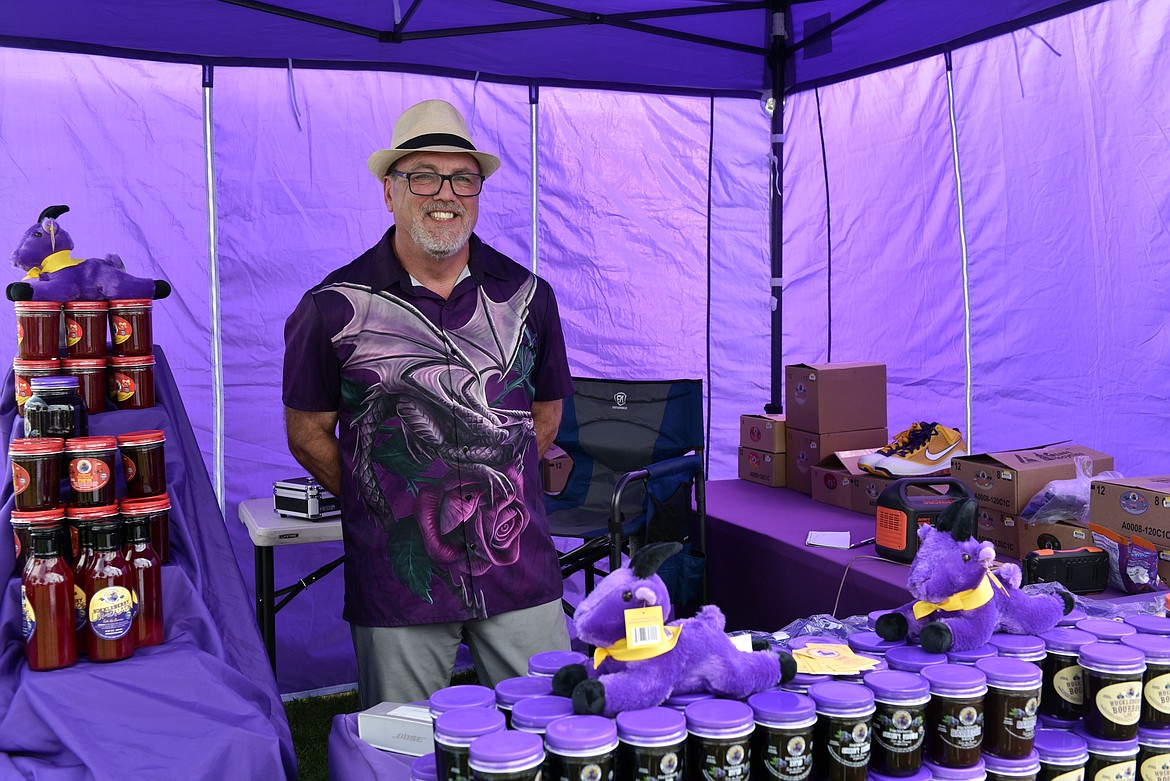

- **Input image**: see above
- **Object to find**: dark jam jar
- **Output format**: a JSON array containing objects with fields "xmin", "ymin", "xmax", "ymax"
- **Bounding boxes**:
[
  {"xmin": 983, "ymin": 750, "xmax": 1040, "ymax": 781},
  {"xmin": 10, "ymin": 437, "xmax": 64, "ymax": 511},
  {"xmin": 1119, "ymin": 633, "xmax": 1170, "ymax": 729},
  {"xmin": 119, "ymin": 493, "xmax": 171, "ymax": 565},
  {"xmin": 1076, "ymin": 619, "xmax": 1137, "ymax": 645},
  {"xmin": 494, "ymin": 676, "xmax": 552, "ymax": 728},
  {"xmin": 748, "ymin": 689, "xmax": 816, "ymax": 781},
  {"xmin": 21, "ymin": 524, "xmax": 77, "ymax": 671},
  {"xmin": 527, "ymin": 649, "xmax": 588, "ymax": 678},
  {"xmin": 65, "ymin": 436, "xmax": 118, "ymax": 507},
  {"xmin": 1123, "ymin": 613, "xmax": 1170, "ymax": 638},
  {"xmin": 428, "ymin": 683, "xmax": 499, "ymax": 720},
  {"xmin": 922, "ymin": 757, "xmax": 987, "ymax": 780},
  {"xmin": 107, "ymin": 298, "xmax": 153, "ymax": 357},
  {"xmin": 15, "ymin": 300, "xmax": 62, "ymax": 360},
  {"xmin": 468, "ymin": 730, "xmax": 544, "ymax": 781},
  {"xmin": 116, "ymin": 430, "xmax": 167, "ymax": 498},
  {"xmin": 977, "ymin": 656, "xmax": 1042, "ymax": 760},
  {"xmin": 13, "ymin": 358, "xmax": 60, "ymax": 415},
  {"xmin": 107, "ymin": 355, "xmax": 155, "ymax": 410},
  {"xmin": 665, "ymin": 691, "xmax": 715, "ymax": 712},
  {"xmin": 922, "ymin": 663, "xmax": 987, "ymax": 768},
  {"xmin": 433, "ymin": 705, "xmax": 507, "ymax": 781},
  {"xmin": 12, "ymin": 508, "xmax": 66, "ymax": 574},
  {"xmin": 684, "ymin": 699, "xmax": 754, "ymax": 781},
  {"xmin": 1040, "ymin": 628, "xmax": 1095, "ymax": 722},
  {"xmin": 1073, "ymin": 725, "xmax": 1137, "ymax": 781},
  {"xmin": 947, "ymin": 644, "xmax": 998, "ymax": 667},
  {"xmin": 63, "ymin": 300, "xmax": 108, "ymax": 359},
  {"xmin": 863, "ymin": 669, "xmax": 930, "ymax": 776},
  {"xmin": 990, "ymin": 634, "xmax": 1047, "ymax": 666},
  {"xmin": 1079, "ymin": 641, "xmax": 1145, "ymax": 741},
  {"xmin": 1033, "ymin": 728, "xmax": 1088, "ymax": 781},
  {"xmin": 1137, "ymin": 726, "xmax": 1170, "ymax": 781},
  {"xmin": 411, "ymin": 753, "xmax": 438, "ymax": 781},
  {"xmin": 616, "ymin": 706, "xmax": 686, "ymax": 781},
  {"xmin": 61, "ymin": 358, "xmax": 107, "ymax": 415},
  {"xmin": 808, "ymin": 680, "xmax": 875, "ymax": 781},
  {"xmin": 886, "ymin": 645, "xmax": 948, "ymax": 674},
  {"xmin": 847, "ymin": 630, "xmax": 905, "ymax": 657},
  {"xmin": 545, "ymin": 715, "xmax": 619, "ymax": 781},
  {"xmin": 24, "ymin": 375, "xmax": 87, "ymax": 439}
]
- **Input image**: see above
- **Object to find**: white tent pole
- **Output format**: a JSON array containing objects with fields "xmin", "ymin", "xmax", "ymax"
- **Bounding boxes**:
[
  {"xmin": 203, "ymin": 64, "xmax": 226, "ymax": 514},
  {"xmin": 529, "ymin": 85, "xmax": 539, "ymax": 274},
  {"xmin": 945, "ymin": 53, "xmax": 974, "ymax": 451}
]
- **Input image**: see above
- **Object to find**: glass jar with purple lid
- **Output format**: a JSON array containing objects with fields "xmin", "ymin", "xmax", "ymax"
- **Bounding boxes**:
[
  {"xmin": 808, "ymin": 681, "xmax": 876, "ymax": 781},
  {"xmin": 923, "ymin": 756, "xmax": 987, "ymax": 779},
  {"xmin": 615, "ymin": 706, "xmax": 686, "ymax": 781},
  {"xmin": 1033, "ymin": 728, "xmax": 1087, "ymax": 781},
  {"xmin": 1039, "ymin": 628, "xmax": 1095, "ymax": 722},
  {"xmin": 468, "ymin": 730, "xmax": 545, "ymax": 781},
  {"xmin": 848, "ymin": 631, "xmax": 905, "ymax": 657},
  {"xmin": 976, "ymin": 657, "xmax": 1042, "ymax": 759},
  {"xmin": 789, "ymin": 636, "xmax": 841, "ymax": 650},
  {"xmin": 748, "ymin": 689, "xmax": 816, "ymax": 781},
  {"xmin": 24, "ymin": 375, "xmax": 87, "ymax": 439},
  {"xmin": 868, "ymin": 768, "xmax": 931, "ymax": 781},
  {"xmin": 863, "ymin": 669, "xmax": 930, "ymax": 776},
  {"xmin": 411, "ymin": 752, "xmax": 439, "ymax": 781},
  {"xmin": 983, "ymin": 750, "xmax": 1040, "ymax": 781},
  {"xmin": 1123, "ymin": 613, "xmax": 1170, "ymax": 637},
  {"xmin": 1072, "ymin": 724, "xmax": 1137, "ymax": 781},
  {"xmin": 948, "ymin": 644, "xmax": 998, "ymax": 666},
  {"xmin": 1119, "ymin": 633, "xmax": 1170, "ymax": 729},
  {"xmin": 990, "ymin": 634, "xmax": 1046, "ymax": 665},
  {"xmin": 1137, "ymin": 726, "xmax": 1170, "ymax": 780},
  {"xmin": 528, "ymin": 650, "xmax": 588, "ymax": 678},
  {"xmin": 1078, "ymin": 641, "xmax": 1145, "ymax": 741},
  {"xmin": 434, "ymin": 706, "xmax": 506, "ymax": 781},
  {"xmin": 545, "ymin": 715, "xmax": 618, "ymax": 781},
  {"xmin": 511, "ymin": 695, "xmax": 575, "ymax": 737},
  {"xmin": 1057, "ymin": 609, "xmax": 1087, "ymax": 629},
  {"xmin": 783, "ymin": 672, "xmax": 833, "ymax": 694},
  {"xmin": 837, "ymin": 654, "xmax": 888, "ymax": 685},
  {"xmin": 429, "ymin": 684, "xmax": 498, "ymax": 721},
  {"xmin": 494, "ymin": 676, "xmax": 552, "ymax": 728},
  {"xmin": 1076, "ymin": 619, "xmax": 1137, "ymax": 644},
  {"xmin": 923, "ymin": 663, "xmax": 987, "ymax": 768},
  {"xmin": 684, "ymin": 699, "xmax": 754, "ymax": 781},
  {"xmin": 887, "ymin": 645, "xmax": 948, "ymax": 674},
  {"xmin": 663, "ymin": 691, "xmax": 714, "ymax": 712},
  {"xmin": 1036, "ymin": 715, "xmax": 1079, "ymax": 733}
]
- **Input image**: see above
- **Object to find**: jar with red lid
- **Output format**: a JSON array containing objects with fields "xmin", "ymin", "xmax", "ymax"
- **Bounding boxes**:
[
  {"xmin": 13, "ymin": 358, "xmax": 60, "ymax": 414},
  {"xmin": 107, "ymin": 298, "xmax": 152, "ymax": 357},
  {"xmin": 10, "ymin": 437, "xmax": 64, "ymax": 511},
  {"xmin": 116, "ymin": 430, "xmax": 167, "ymax": 497},
  {"xmin": 14, "ymin": 300, "xmax": 62, "ymax": 360},
  {"xmin": 120, "ymin": 493, "xmax": 170, "ymax": 563},
  {"xmin": 12, "ymin": 507, "xmax": 66, "ymax": 574},
  {"xmin": 65, "ymin": 436, "xmax": 118, "ymax": 507},
  {"xmin": 63, "ymin": 300, "xmax": 108, "ymax": 359},
  {"xmin": 107, "ymin": 354, "xmax": 155, "ymax": 409},
  {"xmin": 61, "ymin": 358, "xmax": 107, "ymax": 414}
]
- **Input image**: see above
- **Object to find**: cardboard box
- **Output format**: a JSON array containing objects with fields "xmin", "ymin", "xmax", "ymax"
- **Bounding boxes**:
[
  {"xmin": 357, "ymin": 702, "xmax": 434, "ymax": 755},
  {"xmin": 1088, "ymin": 475, "xmax": 1170, "ymax": 545},
  {"xmin": 975, "ymin": 508, "xmax": 1092, "ymax": 560},
  {"xmin": 950, "ymin": 444, "xmax": 1114, "ymax": 517},
  {"xmin": 740, "ymin": 413, "xmax": 786, "ymax": 453},
  {"xmin": 784, "ymin": 363, "xmax": 887, "ymax": 434},
  {"xmin": 739, "ymin": 447, "xmax": 786, "ymax": 488},
  {"xmin": 852, "ymin": 473, "xmax": 898, "ymax": 516},
  {"xmin": 811, "ymin": 449, "xmax": 880, "ymax": 510},
  {"xmin": 786, "ymin": 428, "xmax": 889, "ymax": 495},
  {"xmin": 541, "ymin": 444, "xmax": 572, "ymax": 494}
]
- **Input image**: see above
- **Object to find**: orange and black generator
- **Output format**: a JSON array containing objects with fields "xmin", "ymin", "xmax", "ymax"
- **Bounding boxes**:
[{"xmin": 875, "ymin": 478, "xmax": 975, "ymax": 563}]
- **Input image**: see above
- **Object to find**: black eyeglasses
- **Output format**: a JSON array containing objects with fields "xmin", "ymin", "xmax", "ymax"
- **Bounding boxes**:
[{"xmin": 389, "ymin": 171, "xmax": 485, "ymax": 197}]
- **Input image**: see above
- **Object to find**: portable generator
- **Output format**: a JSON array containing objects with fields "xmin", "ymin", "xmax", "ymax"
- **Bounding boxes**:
[{"xmin": 874, "ymin": 478, "xmax": 975, "ymax": 563}]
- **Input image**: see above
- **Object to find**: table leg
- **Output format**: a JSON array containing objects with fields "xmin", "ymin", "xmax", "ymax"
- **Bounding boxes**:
[{"xmin": 255, "ymin": 545, "xmax": 276, "ymax": 673}]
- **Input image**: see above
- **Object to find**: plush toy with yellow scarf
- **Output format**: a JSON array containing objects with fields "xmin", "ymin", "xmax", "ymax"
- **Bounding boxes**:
[
  {"xmin": 552, "ymin": 542, "xmax": 796, "ymax": 717},
  {"xmin": 875, "ymin": 498, "xmax": 1073, "ymax": 653},
  {"xmin": 7, "ymin": 206, "xmax": 170, "ymax": 302}
]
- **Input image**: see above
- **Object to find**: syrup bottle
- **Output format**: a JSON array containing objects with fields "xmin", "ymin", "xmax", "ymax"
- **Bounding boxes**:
[
  {"xmin": 70, "ymin": 518, "xmax": 94, "ymax": 656},
  {"xmin": 123, "ymin": 516, "xmax": 163, "ymax": 647},
  {"xmin": 83, "ymin": 521, "xmax": 136, "ymax": 662},
  {"xmin": 22, "ymin": 524, "xmax": 78, "ymax": 671}
]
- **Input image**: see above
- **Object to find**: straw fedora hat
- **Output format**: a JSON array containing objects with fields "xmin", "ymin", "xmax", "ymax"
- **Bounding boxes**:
[{"xmin": 367, "ymin": 99, "xmax": 501, "ymax": 180}]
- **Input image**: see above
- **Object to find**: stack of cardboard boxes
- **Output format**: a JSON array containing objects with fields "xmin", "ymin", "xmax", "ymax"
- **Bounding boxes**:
[
  {"xmin": 738, "ymin": 413, "xmax": 787, "ymax": 487},
  {"xmin": 1088, "ymin": 474, "xmax": 1170, "ymax": 582}
]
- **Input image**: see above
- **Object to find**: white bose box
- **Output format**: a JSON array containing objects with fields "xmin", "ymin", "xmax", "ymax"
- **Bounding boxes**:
[{"xmin": 357, "ymin": 702, "xmax": 434, "ymax": 755}]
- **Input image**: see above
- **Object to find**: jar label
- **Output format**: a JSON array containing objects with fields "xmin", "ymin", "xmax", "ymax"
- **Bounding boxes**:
[
  {"xmin": 1097, "ymin": 681, "xmax": 1143, "ymax": 726},
  {"xmin": 828, "ymin": 720, "xmax": 872, "ymax": 768},
  {"xmin": 111, "ymin": 315, "xmax": 133, "ymax": 344},
  {"xmin": 1050, "ymin": 771, "xmax": 1084, "ymax": 781},
  {"xmin": 15, "ymin": 375, "xmax": 31, "ymax": 404},
  {"xmin": 1141, "ymin": 752, "xmax": 1170, "ymax": 781},
  {"xmin": 697, "ymin": 741, "xmax": 748, "ymax": 781},
  {"xmin": 875, "ymin": 708, "xmax": 925, "ymax": 753},
  {"xmin": 12, "ymin": 463, "xmax": 31, "ymax": 496},
  {"xmin": 762, "ymin": 735, "xmax": 812, "ymax": 780},
  {"xmin": 1056, "ymin": 666, "xmax": 1085, "ymax": 704},
  {"xmin": 66, "ymin": 317, "xmax": 83, "ymax": 346},
  {"xmin": 74, "ymin": 584, "xmax": 88, "ymax": 630},
  {"xmin": 89, "ymin": 586, "xmax": 135, "ymax": 640},
  {"xmin": 13, "ymin": 529, "xmax": 19, "ymax": 559},
  {"xmin": 21, "ymin": 585, "xmax": 35, "ymax": 640},
  {"xmin": 16, "ymin": 321, "xmax": 24, "ymax": 345},
  {"xmin": 110, "ymin": 371, "xmax": 136, "ymax": 402},
  {"xmin": 70, "ymin": 457, "xmax": 112, "ymax": 492},
  {"xmin": 124, "ymin": 456, "xmax": 137, "ymax": 482},
  {"xmin": 1145, "ymin": 672, "xmax": 1170, "ymax": 715},
  {"xmin": 1093, "ymin": 760, "xmax": 1136, "ymax": 781},
  {"xmin": 1003, "ymin": 696, "xmax": 1039, "ymax": 741},
  {"xmin": 939, "ymin": 706, "xmax": 983, "ymax": 751}
]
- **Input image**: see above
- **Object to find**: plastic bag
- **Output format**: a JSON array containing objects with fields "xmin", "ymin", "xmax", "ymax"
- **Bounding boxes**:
[
  {"xmin": 1019, "ymin": 455, "xmax": 1123, "ymax": 526},
  {"xmin": 1091, "ymin": 524, "xmax": 1161, "ymax": 595}
]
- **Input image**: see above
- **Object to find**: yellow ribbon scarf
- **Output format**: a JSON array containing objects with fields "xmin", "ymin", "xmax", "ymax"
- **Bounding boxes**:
[
  {"xmin": 23, "ymin": 249, "xmax": 84, "ymax": 280},
  {"xmin": 594, "ymin": 625, "xmax": 683, "ymax": 666},
  {"xmin": 913, "ymin": 571, "xmax": 1006, "ymax": 620}
]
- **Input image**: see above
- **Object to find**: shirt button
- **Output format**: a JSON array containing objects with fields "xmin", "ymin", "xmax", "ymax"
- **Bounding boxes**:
[
  {"xmin": 465, "ymin": 494, "xmax": 473, "ymax": 501},
  {"xmin": 469, "ymin": 542, "xmax": 477, "ymax": 550}
]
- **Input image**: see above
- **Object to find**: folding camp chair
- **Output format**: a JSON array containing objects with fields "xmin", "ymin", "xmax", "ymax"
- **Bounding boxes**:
[{"xmin": 544, "ymin": 378, "xmax": 706, "ymax": 616}]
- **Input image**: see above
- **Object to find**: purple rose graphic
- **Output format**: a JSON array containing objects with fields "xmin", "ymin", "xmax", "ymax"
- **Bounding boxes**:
[{"xmin": 414, "ymin": 467, "xmax": 529, "ymax": 576}]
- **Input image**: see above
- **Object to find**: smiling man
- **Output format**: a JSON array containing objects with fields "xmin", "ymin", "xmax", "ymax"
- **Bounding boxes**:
[{"xmin": 282, "ymin": 100, "xmax": 573, "ymax": 707}]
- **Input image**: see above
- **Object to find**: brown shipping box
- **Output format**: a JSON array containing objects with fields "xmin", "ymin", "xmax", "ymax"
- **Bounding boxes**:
[
  {"xmin": 739, "ymin": 447, "xmax": 786, "ymax": 488},
  {"xmin": 541, "ymin": 444, "xmax": 572, "ymax": 495},
  {"xmin": 852, "ymin": 473, "xmax": 899, "ymax": 516},
  {"xmin": 975, "ymin": 508, "xmax": 1092, "ymax": 561},
  {"xmin": 740, "ymin": 414, "xmax": 786, "ymax": 453},
  {"xmin": 784, "ymin": 363, "xmax": 887, "ymax": 434},
  {"xmin": 950, "ymin": 444, "xmax": 1114, "ymax": 517},
  {"xmin": 787, "ymin": 428, "xmax": 888, "ymax": 495},
  {"xmin": 811, "ymin": 449, "xmax": 880, "ymax": 511},
  {"xmin": 1088, "ymin": 475, "xmax": 1170, "ymax": 546}
]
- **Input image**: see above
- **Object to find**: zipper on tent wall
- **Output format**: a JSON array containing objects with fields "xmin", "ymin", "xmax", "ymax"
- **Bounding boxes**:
[
  {"xmin": 704, "ymin": 96, "xmax": 714, "ymax": 478},
  {"xmin": 945, "ymin": 51, "xmax": 974, "ymax": 450},
  {"xmin": 203, "ymin": 64, "xmax": 226, "ymax": 514},
  {"xmin": 529, "ymin": 84, "xmax": 539, "ymax": 273},
  {"xmin": 813, "ymin": 88, "xmax": 832, "ymax": 362}
]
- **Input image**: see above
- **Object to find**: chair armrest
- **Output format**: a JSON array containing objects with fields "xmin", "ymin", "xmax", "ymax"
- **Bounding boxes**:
[{"xmin": 643, "ymin": 454, "xmax": 703, "ymax": 482}]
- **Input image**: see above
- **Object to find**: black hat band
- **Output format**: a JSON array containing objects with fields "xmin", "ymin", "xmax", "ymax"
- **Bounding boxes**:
[{"xmin": 398, "ymin": 133, "xmax": 477, "ymax": 152}]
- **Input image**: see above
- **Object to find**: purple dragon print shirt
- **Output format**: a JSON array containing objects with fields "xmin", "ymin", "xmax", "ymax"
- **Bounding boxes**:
[{"xmin": 283, "ymin": 229, "xmax": 573, "ymax": 627}]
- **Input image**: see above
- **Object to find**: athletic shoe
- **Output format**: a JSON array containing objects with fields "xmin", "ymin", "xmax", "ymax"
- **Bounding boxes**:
[
  {"xmin": 858, "ymin": 422, "xmax": 929, "ymax": 476},
  {"xmin": 869, "ymin": 422, "xmax": 967, "ymax": 477}
]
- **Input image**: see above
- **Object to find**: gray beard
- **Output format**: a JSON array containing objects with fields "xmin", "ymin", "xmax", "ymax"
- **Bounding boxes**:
[{"xmin": 411, "ymin": 216, "xmax": 472, "ymax": 259}]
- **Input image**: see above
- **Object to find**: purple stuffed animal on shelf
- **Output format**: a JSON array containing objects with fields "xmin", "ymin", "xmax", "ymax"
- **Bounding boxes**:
[
  {"xmin": 875, "ymin": 498, "xmax": 1073, "ymax": 653},
  {"xmin": 553, "ymin": 542, "xmax": 796, "ymax": 717},
  {"xmin": 7, "ymin": 205, "xmax": 171, "ymax": 302}
]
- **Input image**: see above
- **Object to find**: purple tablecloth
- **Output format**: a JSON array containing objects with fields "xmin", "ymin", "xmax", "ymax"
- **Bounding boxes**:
[
  {"xmin": 328, "ymin": 713, "xmax": 414, "ymax": 781},
  {"xmin": 706, "ymin": 480, "xmax": 913, "ymax": 631},
  {"xmin": 0, "ymin": 348, "xmax": 296, "ymax": 779}
]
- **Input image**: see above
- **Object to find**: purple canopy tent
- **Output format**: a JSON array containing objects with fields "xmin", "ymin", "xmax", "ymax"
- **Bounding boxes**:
[{"xmin": 1, "ymin": 0, "xmax": 1166, "ymax": 703}]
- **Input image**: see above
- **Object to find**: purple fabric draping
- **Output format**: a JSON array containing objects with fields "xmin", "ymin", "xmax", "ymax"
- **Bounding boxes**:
[
  {"xmin": 0, "ymin": 349, "xmax": 295, "ymax": 779},
  {"xmin": 327, "ymin": 713, "xmax": 414, "ymax": 781}
]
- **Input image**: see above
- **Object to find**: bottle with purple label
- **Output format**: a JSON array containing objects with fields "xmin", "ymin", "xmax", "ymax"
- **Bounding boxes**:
[
  {"xmin": 863, "ymin": 669, "xmax": 929, "ymax": 776},
  {"xmin": 808, "ymin": 681, "xmax": 876, "ymax": 781},
  {"xmin": 684, "ymin": 699, "xmax": 754, "ymax": 781},
  {"xmin": 748, "ymin": 689, "xmax": 816, "ymax": 781},
  {"xmin": 922, "ymin": 663, "xmax": 986, "ymax": 768}
]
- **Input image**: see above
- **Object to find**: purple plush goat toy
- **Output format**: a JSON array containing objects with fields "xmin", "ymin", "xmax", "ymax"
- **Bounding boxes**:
[
  {"xmin": 7, "ymin": 205, "xmax": 170, "ymax": 302},
  {"xmin": 875, "ymin": 499, "xmax": 1073, "ymax": 653},
  {"xmin": 553, "ymin": 542, "xmax": 796, "ymax": 717}
]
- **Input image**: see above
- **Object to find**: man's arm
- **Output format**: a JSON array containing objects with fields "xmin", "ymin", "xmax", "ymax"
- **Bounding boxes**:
[
  {"xmin": 285, "ymin": 407, "xmax": 342, "ymax": 497},
  {"xmin": 532, "ymin": 398, "xmax": 563, "ymax": 458}
]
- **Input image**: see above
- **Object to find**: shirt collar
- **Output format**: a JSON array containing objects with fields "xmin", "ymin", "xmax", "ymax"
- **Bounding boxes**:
[{"xmin": 378, "ymin": 228, "xmax": 510, "ymax": 292}]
